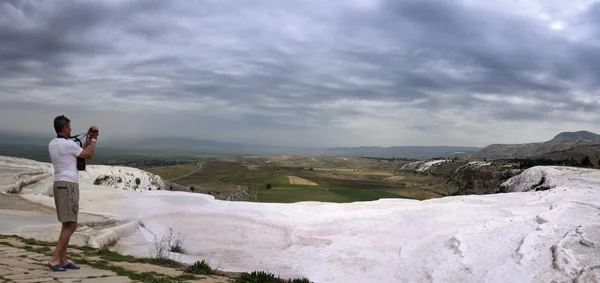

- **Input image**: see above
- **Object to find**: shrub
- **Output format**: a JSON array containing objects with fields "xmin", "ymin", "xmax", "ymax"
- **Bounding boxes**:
[
  {"xmin": 183, "ymin": 260, "xmax": 216, "ymax": 275},
  {"xmin": 235, "ymin": 271, "xmax": 313, "ymax": 283},
  {"xmin": 94, "ymin": 175, "xmax": 110, "ymax": 185},
  {"xmin": 170, "ymin": 239, "xmax": 184, "ymax": 254},
  {"xmin": 581, "ymin": 156, "xmax": 593, "ymax": 167},
  {"xmin": 150, "ymin": 228, "xmax": 185, "ymax": 261},
  {"xmin": 135, "ymin": 178, "xmax": 141, "ymax": 185}
]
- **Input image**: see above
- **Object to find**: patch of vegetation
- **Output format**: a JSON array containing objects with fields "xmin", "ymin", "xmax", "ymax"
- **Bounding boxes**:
[
  {"xmin": 145, "ymin": 162, "xmax": 199, "ymax": 180},
  {"xmin": 23, "ymin": 245, "xmax": 52, "ymax": 254},
  {"xmin": 75, "ymin": 258, "xmax": 191, "ymax": 283},
  {"xmin": 170, "ymin": 240, "xmax": 184, "ymax": 254},
  {"xmin": 361, "ymin": 174, "xmax": 392, "ymax": 180},
  {"xmin": 331, "ymin": 188, "xmax": 412, "ymax": 202},
  {"xmin": 234, "ymin": 271, "xmax": 313, "ymax": 283},
  {"xmin": 150, "ymin": 228, "xmax": 186, "ymax": 260},
  {"xmin": 19, "ymin": 236, "xmax": 56, "ymax": 246},
  {"xmin": 183, "ymin": 260, "xmax": 217, "ymax": 275},
  {"xmin": 503, "ymin": 157, "xmax": 597, "ymax": 169},
  {"xmin": 81, "ymin": 247, "xmax": 184, "ymax": 268},
  {"xmin": 94, "ymin": 175, "xmax": 111, "ymax": 185}
]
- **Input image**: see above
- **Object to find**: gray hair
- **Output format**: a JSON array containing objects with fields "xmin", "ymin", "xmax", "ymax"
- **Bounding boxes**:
[{"xmin": 53, "ymin": 115, "xmax": 70, "ymax": 134}]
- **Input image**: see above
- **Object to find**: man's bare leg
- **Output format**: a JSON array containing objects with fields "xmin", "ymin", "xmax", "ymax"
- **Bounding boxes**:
[
  {"xmin": 60, "ymin": 222, "xmax": 77, "ymax": 265},
  {"xmin": 48, "ymin": 222, "xmax": 77, "ymax": 267}
]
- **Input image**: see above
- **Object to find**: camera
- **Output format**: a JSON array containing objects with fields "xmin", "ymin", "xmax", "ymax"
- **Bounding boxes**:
[{"xmin": 88, "ymin": 127, "xmax": 99, "ymax": 134}]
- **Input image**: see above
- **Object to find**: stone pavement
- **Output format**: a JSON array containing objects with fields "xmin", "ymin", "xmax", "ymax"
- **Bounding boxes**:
[
  {"xmin": 0, "ymin": 244, "xmax": 130, "ymax": 283},
  {"xmin": 0, "ymin": 237, "xmax": 232, "ymax": 283}
]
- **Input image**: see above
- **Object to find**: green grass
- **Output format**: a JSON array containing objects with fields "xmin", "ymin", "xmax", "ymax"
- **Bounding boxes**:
[
  {"xmin": 268, "ymin": 175, "xmax": 291, "ymax": 185},
  {"xmin": 271, "ymin": 184, "xmax": 324, "ymax": 191},
  {"xmin": 234, "ymin": 271, "xmax": 313, "ymax": 283},
  {"xmin": 83, "ymin": 248, "xmax": 185, "ymax": 268},
  {"xmin": 23, "ymin": 245, "xmax": 52, "ymax": 254},
  {"xmin": 258, "ymin": 189, "xmax": 351, "ymax": 203},
  {"xmin": 145, "ymin": 163, "xmax": 199, "ymax": 180},
  {"xmin": 75, "ymin": 258, "xmax": 192, "ymax": 283},
  {"xmin": 330, "ymin": 189, "xmax": 411, "ymax": 201},
  {"xmin": 183, "ymin": 260, "xmax": 217, "ymax": 275}
]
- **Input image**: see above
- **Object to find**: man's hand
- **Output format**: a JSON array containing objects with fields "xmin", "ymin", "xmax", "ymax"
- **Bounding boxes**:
[
  {"xmin": 85, "ymin": 126, "xmax": 99, "ymax": 146},
  {"xmin": 88, "ymin": 126, "xmax": 99, "ymax": 139}
]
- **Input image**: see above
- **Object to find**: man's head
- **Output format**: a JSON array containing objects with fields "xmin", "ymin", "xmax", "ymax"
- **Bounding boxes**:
[{"xmin": 54, "ymin": 115, "xmax": 71, "ymax": 137}]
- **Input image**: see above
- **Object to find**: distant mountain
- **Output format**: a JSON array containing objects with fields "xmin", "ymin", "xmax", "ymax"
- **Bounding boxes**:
[
  {"xmin": 471, "ymin": 131, "xmax": 600, "ymax": 160},
  {"xmin": 107, "ymin": 137, "xmax": 481, "ymax": 158},
  {"xmin": 552, "ymin": 131, "xmax": 600, "ymax": 141},
  {"xmin": 325, "ymin": 146, "xmax": 481, "ymax": 158},
  {"xmin": 0, "ymin": 132, "xmax": 481, "ymax": 159}
]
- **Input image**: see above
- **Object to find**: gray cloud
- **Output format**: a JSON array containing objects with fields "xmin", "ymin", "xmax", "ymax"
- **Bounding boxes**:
[{"xmin": 1, "ymin": 0, "xmax": 600, "ymax": 147}]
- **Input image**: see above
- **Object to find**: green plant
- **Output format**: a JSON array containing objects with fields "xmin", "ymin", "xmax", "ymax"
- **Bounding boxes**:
[
  {"xmin": 183, "ymin": 260, "xmax": 216, "ymax": 275},
  {"xmin": 234, "ymin": 271, "xmax": 313, "ymax": 283}
]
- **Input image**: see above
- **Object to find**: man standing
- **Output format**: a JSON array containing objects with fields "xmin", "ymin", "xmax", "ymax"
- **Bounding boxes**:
[{"xmin": 47, "ymin": 115, "xmax": 98, "ymax": 271}]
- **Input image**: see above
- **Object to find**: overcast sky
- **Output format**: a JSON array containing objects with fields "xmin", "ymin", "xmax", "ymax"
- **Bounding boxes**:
[{"xmin": 1, "ymin": 0, "xmax": 599, "ymax": 147}]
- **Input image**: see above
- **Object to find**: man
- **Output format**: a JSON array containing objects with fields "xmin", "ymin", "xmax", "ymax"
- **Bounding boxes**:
[{"xmin": 47, "ymin": 115, "xmax": 98, "ymax": 271}]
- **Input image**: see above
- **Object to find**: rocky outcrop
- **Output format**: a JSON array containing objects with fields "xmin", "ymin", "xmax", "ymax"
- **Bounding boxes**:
[
  {"xmin": 447, "ymin": 162, "xmax": 522, "ymax": 195},
  {"xmin": 396, "ymin": 159, "xmax": 522, "ymax": 195}
]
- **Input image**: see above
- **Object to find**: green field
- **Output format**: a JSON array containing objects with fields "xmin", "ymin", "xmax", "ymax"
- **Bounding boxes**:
[
  {"xmin": 144, "ymin": 163, "xmax": 199, "ymax": 180},
  {"xmin": 154, "ymin": 160, "xmax": 454, "ymax": 203}
]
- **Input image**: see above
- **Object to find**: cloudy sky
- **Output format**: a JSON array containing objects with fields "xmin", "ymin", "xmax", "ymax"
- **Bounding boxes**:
[{"xmin": 1, "ymin": 0, "xmax": 599, "ymax": 147}]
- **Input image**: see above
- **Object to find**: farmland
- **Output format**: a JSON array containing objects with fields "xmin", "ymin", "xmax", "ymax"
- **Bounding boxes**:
[{"xmin": 145, "ymin": 156, "xmax": 457, "ymax": 203}]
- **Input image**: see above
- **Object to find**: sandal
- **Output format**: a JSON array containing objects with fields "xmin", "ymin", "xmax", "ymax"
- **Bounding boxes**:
[
  {"xmin": 48, "ymin": 264, "xmax": 66, "ymax": 272},
  {"xmin": 63, "ymin": 262, "xmax": 80, "ymax": 269}
]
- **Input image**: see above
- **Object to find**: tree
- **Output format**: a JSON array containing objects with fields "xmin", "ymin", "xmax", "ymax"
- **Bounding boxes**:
[
  {"xmin": 581, "ymin": 156, "xmax": 593, "ymax": 167},
  {"xmin": 190, "ymin": 186, "xmax": 195, "ymax": 192},
  {"xmin": 570, "ymin": 157, "xmax": 579, "ymax": 166},
  {"xmin": 598, "ymin": 159, "xmax": 600, "ymax": 167},
  {"xmin": 265, "ymin": 183, "xmax": 272, "ymax": 190}
]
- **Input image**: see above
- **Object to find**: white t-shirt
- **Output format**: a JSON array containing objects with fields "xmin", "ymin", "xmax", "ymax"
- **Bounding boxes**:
[{"xmin": 48, "ymin": 138, "xmax": 84, "ymax": 183}]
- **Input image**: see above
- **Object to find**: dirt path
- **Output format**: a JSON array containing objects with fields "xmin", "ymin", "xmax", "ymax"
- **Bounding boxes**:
[{"xmin": 168, "ymin": 162, "xmax": 204, "ymax": 182}]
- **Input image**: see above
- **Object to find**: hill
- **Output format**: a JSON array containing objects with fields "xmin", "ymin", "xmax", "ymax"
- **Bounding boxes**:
[
  {"xmin": 529, "ymin": 144, "xmax": 600, "ymax": 167},
  {"xmin": 471, "ymin": 130, "xmax": 600, "ymax": 160}
]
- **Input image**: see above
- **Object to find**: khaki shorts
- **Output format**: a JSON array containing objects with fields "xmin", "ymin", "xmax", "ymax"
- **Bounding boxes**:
[{"xmin": 53, "ymin": 181, "xmax": 79, "ymax": 223}]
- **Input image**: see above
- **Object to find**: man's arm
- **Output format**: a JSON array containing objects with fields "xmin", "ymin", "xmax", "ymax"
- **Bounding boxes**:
[{"xmin": 78, "ymin": 139, "xmax": 96, "ymax": 159}]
